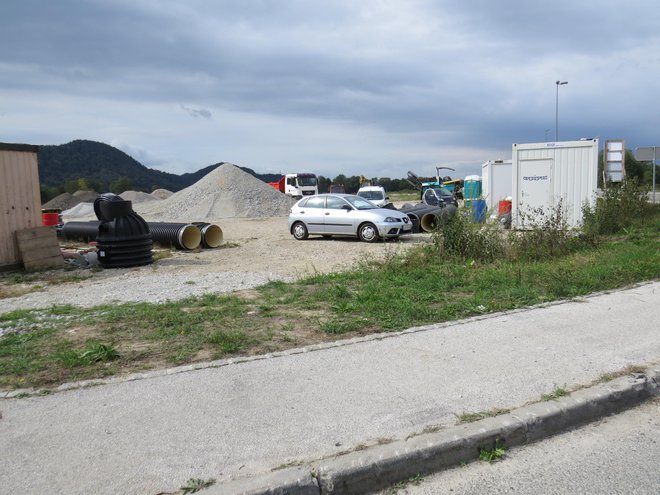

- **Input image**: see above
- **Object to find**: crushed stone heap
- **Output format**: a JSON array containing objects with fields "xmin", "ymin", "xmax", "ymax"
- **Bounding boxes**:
[{"xmin": 135, "ymin": 163, "xmax": 296, "ymax": 221}]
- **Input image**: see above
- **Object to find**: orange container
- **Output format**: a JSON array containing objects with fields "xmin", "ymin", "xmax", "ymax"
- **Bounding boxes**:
[{"xmin": 498, "ymin": 200, "xmax": 512, "ymax": 215}]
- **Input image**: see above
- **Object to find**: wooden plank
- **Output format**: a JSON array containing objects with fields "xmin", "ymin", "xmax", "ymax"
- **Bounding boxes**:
[{"xmin": 15, "ymin": 226, "xmax": 63, "ymax": 270}]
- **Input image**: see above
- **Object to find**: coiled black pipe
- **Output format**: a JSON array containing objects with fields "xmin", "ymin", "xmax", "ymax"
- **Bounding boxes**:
[
  {"xmin": 192, "ymin": 222, "xmax": 224, "ymax": 248},
  {"xmin": 146, "ymin": 222, "xmax": 201, "ymax": 250}
]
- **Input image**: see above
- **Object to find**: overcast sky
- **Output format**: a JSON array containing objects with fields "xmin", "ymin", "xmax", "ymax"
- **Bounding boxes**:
[{"xmin": 1, "ymin": 0, "xmax": 658, "ymax": 180}]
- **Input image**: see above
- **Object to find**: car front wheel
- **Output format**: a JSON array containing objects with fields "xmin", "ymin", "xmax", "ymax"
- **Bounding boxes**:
[
  {"xmin": 358, "ymin": 222, "xmax": 379, "ymax": 243},
  {"xmin": 292, "ymin": 222, "xmax": 309, "ymax": 240}
]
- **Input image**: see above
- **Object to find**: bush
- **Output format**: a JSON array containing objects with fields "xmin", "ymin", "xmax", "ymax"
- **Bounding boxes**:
[
  {"xmin": 430, "ymin": 208, "xmax": 505, "ymax": 262},
  {"xmin": 509, "ymin": 200, "xmax": 593, "ymax": 261},
  {"xmin": 582, "ymin": 179, "xmax": 650, "ymax": 235}
]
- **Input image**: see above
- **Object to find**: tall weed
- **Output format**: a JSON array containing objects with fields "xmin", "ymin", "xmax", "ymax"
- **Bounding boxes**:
[
  {"xmin": 509, "ymin": 200, "xmax": 593, "ymax": 260},
  {"xmin": 582, "ymin": 179, "xmax": 650, "ymax": 235},
  {"xmin": 431, "ymin": 208, "xmax": 505, "ymax": 262}
]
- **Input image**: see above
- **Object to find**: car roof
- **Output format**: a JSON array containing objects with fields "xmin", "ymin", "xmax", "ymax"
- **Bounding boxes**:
[{"xmin": 357, "ymin": 186, "xmax": 384, "ymax": 191}]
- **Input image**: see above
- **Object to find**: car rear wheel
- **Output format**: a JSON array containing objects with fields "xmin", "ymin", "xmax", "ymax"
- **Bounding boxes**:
[
  {"xmin": 358, "ymin": 222, "xmax": 379, "ymax": 243},
  {"xmin": 292, "ymin": 222, "xmax": 309, "ymax": 240}
]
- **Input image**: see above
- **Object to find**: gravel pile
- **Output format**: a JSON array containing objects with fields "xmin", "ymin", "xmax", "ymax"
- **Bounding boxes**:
[
  {"xmin": 43, "ymin": 192, "xmax": 74, "ymax": 210},
  {"xmin": 118, "ymin": 190, "xmax": 160, "ymax": 204},
  {"xmin": 151, "ymin": 188, "xmax": 173, "ymax": 200},
  {"xmin": 61, "ymin": 202, "xmax": 95, "ymax": 219},
  {"xmin": 135, "ymin": 163, "xmax": 295, "ymax": 221},
  {"xmin": 43, "ymin": 190, "xmax": 98, "ymax": 210}
]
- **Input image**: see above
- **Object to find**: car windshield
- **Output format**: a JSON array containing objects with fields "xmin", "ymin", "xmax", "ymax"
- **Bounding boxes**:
[
  {"xmin": 357, "ymin": 190, "xmax": 384, "ymax": 201},
  {"xmin": 345, "ymin": 195, "xmax": 377, "ymax": 210},
  {"xmin": 432, "ymin": 187, "xmax": 453, "ymax": 198}
]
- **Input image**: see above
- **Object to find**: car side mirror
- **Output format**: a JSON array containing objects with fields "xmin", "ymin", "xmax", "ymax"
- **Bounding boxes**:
[{"xmin": 342, "ymin": 205, "xmax": 352, "ymax": 211}]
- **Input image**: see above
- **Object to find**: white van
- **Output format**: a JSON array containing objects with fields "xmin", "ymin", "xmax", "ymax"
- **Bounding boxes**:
[{"xmin": 356, "ymin": 185, "xmax": 392, "ymax": 208}]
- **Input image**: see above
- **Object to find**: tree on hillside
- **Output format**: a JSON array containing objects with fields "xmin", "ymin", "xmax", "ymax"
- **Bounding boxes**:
[{"xmin": 110, "ymin": 176, "xmax": 134, "ymax": 194}]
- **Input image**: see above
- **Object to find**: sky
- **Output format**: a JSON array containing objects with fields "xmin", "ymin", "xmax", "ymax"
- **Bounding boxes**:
[{"xmin": 1, "ymin": 0, "xmax": 659, "ymax": 180}]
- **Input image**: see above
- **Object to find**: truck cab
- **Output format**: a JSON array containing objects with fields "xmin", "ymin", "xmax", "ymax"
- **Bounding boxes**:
[{"xmin": 285, "ymin": 173, "xmax": 318, "ymax": 198}]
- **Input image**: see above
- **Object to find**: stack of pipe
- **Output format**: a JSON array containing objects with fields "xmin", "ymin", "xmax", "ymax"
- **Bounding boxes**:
[
  {"xmin": 61, "ymin": 200, "xmax": 223, "ymax": 251},
  {"xmin": 398, "ymin": 203, "xmax": 457, "ymax": 232}
]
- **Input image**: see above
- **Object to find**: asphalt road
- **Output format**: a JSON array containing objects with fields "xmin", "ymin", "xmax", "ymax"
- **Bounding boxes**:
[
  {"xmin": 1, "ymin": 282, "xmax": 658, "ymax": 495},
  {"xmin": 386, "ymin": 398, "xmax": 660, "ymax": 495}
]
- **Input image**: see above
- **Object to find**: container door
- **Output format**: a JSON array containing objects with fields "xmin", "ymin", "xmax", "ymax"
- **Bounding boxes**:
[{"xmin": 518, "ymin": 159, "xmax": 552, "ymax": 215}]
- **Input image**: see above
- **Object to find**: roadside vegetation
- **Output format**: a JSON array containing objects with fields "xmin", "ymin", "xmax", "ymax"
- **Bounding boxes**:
[{"xmin": 1, "ymin": 180, "xmax": 658, "ymax": 390}]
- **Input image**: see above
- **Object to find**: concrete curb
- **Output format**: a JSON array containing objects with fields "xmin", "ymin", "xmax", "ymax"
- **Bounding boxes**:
[{"xmin": 209, "ymin": 368, "xmax": 659, "ymax": 495}]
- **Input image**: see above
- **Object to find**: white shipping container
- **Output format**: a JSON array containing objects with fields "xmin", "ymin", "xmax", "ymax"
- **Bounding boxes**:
[
  {"xmin": 481, "ymin": 159, "xmax": 512, "ymax": 213},
  {"xmin": 511, "ymin": 139, "xmax": 598, "ymax": 228}
]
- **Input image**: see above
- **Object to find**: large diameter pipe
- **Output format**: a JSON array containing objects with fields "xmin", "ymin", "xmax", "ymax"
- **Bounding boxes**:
[
  {"xmin": 61, "ymin": 221, "xmax": 101, "ymax": 242},
  {"xmin": 420, "ymin": 208, "xmax": 444, "ymax": 232},
  {"xmin": 64, "ymin": 220, "xmax": 204, "ymax": 251},
  {"xmin": 146, "ymin": 222, "xmax": 201, "ymax": 250},
  {"xmin": 193, "ymin": 222, "xmax": 224, "ymax": 248},
  {"xmin": 420, "ymin": 205, "xmax": 457, "ymax": 232}
]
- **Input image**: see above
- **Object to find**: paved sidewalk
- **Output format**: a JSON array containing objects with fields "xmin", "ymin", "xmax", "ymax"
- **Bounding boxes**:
[{"xmin": 1, "ymin": 282, "xmax": 659, "ymax": 495}]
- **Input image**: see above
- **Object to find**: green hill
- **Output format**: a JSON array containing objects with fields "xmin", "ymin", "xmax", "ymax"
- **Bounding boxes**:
[{"xmin": 37, "ymin": 140, "xmax": 282, "ymax": 200}]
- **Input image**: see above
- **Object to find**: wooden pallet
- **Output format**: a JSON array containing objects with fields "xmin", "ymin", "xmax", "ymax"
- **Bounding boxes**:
[{"xmin": 15, "ymin": 227, "xmax": 63, "ymax": 270}]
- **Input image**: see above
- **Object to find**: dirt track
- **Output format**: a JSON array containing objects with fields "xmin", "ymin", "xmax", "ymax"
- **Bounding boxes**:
[
  {"xmin": 182, "ymin": 215, "xmax": 428, "ymax": 278},
  {"xmin": 0, "ymin": 216, "xmax": 430, "ymax": 313}
]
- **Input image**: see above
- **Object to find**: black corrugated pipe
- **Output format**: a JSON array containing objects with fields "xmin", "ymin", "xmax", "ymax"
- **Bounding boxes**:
[
  {"xmin": 420, "ymin": 205, "xmax": 457, "ymax": 232},
  {"xmin": 61, "ymin": 221, "xmax": 102, "ymax": 242},
  {"xmin": 398, "ymin": 203, "xmax": 437, "ymax": 213},
  {"xmin": 146, "ymin": 222, "xmax": 202, "ymax": 250},
  {"xmin": 420, "ymin": 208, "xmax": 444, "ymax": 232},
  {"xmin": 62, "ymin": 220, "xmax": 202, "ymax": 251},
  {"xmin": 192, "ymin": 222, "xmax": 224, "ymax": 248}
]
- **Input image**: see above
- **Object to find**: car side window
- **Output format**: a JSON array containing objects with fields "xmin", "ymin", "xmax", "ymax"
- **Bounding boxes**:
[
  {"xmin": 304, "ymin": 196, "xmax": 325, "ymax": 208},
  {"xmin": 326, "ymin": 196, "xmax": 347, "ymax": 210}
]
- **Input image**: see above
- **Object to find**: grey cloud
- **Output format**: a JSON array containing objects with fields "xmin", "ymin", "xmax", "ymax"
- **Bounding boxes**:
[
  {"xmin": 181, "ymin": 105, "xmax": 212, "ymax": 119},
  {"xmin": 1, "ymin": 0, "xmax": 658, "ymax": 175}
]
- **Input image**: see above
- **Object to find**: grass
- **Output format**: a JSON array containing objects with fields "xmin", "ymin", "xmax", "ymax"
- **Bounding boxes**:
[
  {"xmin": 479, "ymin": 438, "xmax": 506, "ymax": 463},
  {"xmin": 1, "ymin": 205, "xmax": 658, "ymax": 391},
  {"xmin": 541, "ymin": 385, "xmax": 570, "ymax": 401},
  {"xmin": 180, "ymin": 478, "xmax": 216, "ymax": 494},
  {"xmin": 386, "ymin": 473, "xmax": 425, "ymax": 494},
  {"xmin": 458, "ymin": 408, "xmax": 511, "ymax": 424}
]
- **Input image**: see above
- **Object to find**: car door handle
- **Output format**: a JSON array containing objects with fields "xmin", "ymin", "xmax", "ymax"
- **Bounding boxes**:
[{"xmin": 325, "ymin": 212, "xmax": 330, "ymax": 215}]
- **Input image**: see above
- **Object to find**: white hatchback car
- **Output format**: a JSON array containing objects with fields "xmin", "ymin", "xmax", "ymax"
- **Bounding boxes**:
[{"xmin": 288, "ymin": 194, "xmax": 412, "ymax": 242}]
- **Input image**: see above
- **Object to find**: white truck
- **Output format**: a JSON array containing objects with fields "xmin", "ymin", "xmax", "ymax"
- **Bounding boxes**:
[{"xmin": 268, "ymin": 173, "xmax": 318, "ymax": 198}]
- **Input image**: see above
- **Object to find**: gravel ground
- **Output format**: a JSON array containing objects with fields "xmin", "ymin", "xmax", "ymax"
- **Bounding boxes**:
[{"xmin": 0, "ymin": 216, "xmax": 428, "ymax": 314}]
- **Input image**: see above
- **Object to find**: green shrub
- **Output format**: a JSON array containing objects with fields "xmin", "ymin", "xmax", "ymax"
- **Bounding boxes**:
[
  {"xmin": 509, "ymin": 199, "xmax": 596, "ymax": 261},
  {"xmin": 583, "ymin": 178, "xmax": 650, "ymax": 235},
  {"xmin": 431, "ymin": 208, "xmax": 505, "ymax": 262}
]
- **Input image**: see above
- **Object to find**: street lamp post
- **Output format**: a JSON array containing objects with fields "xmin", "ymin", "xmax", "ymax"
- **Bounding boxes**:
[{"xmin": 555, "ymin": 80, "xmax": 568, "ymax": 141}]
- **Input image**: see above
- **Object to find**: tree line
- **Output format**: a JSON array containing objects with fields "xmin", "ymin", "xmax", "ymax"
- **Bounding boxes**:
[{"xmin": 315, "ymin": 174, "xmax": 415, "ymax": 194}]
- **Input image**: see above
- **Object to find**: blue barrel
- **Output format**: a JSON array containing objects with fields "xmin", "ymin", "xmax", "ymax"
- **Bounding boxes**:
[{"xmin": 471, "ymin": 199, "xmax": 487, "ymax": 223}]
